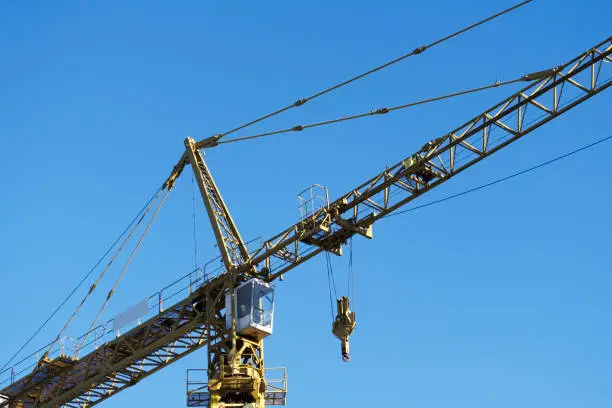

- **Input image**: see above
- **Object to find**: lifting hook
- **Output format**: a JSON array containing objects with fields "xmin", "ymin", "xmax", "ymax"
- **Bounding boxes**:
[{"xmin": 332, "ymin": 296, "xmax": 356, "ymax": 362}]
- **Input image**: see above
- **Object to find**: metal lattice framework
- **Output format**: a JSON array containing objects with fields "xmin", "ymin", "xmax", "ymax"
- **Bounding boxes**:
[
  {"xmin": 0, "ymin": 35, "xmax": 610, "ymax": 408},
  {"xmin": 242, "ymin": 37, "xmax": 612, "ymax": 282},
  {"xmin": 184, "ymin": 137, "xmax": 251, "ymax": 269}
]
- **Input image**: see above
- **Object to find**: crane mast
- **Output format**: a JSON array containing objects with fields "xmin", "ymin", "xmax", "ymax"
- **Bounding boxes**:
[{"xmin": 0, "ymin": 36, "xmax": 610, "ymax": 408}]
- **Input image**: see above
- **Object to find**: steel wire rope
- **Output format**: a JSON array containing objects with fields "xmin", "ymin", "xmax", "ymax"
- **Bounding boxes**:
[
  {"xmin": 0, "ymin": 187, "xmax": 163, "ymax": 372},
  {"xmin": 192, "ymin": 174, "xmax": 199, "ymax": 269},
  {"xmin": 77, "ymin": 188, "xmax": 171, "ymax": 355},
  {"xmin": 218, "ymin": 76, "xmax": 531, "ymax": 145},
  {"xmin": 213, "ymin": 0, "xmax": 532, "ymax": 141},
  {"xmin": 348, "ymin": 237, "xmax": 354, "ymax": 304},
  {"xmin": 34, "ymin": 188, "xmax": 164, "ymax": 368},
  {"xmin": 325, "ymin": 252, "xmax": 338, "ymax": 321}
]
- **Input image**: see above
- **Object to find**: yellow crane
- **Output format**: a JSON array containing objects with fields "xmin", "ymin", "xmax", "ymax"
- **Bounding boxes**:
[{"xmin": 0, "ymin": 7, "xmax": 610, "ymax": 408}]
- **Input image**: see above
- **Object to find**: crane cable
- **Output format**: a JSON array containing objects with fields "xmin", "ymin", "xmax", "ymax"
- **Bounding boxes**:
[
  {"xmin": 192, "ymin": 173, "xmax": 199, "ymax": 269},
  {"xmin": 36, "ymin": 188, "xmax": 164, "ymax": 368},
  {"xmin": 77, "ymin": 188, "xmax": 171, "ymax": 356},
  {"xmin": 0, "ymin": 187, "xmax": 162, "ymax": 372},
  {"xmin": 326, "ymin": 239, "xmax": 357, "ymax": 321},
  {"xmin": 213, "ymin": 0, "xmax": 532, "ymax": 141},
  {"xmin": 325, "ymin": 252, "xmax": 338, "ymax": 321},
  {"xmin": 384, "ymin": 134, "xmax": 612, "ymax": 218},
  {"xmin": 348, "ymin": 237, "xmax": 354, "ymax": 305},
  {"xmin": 217, "ymin": 75, "xmax": 534, "ymax": 145}
]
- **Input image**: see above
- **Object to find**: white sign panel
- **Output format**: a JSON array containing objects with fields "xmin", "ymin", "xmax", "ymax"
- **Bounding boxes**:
[{"xmin": 113, "ymin": 298, "xmax": 149, "ymax": 332}]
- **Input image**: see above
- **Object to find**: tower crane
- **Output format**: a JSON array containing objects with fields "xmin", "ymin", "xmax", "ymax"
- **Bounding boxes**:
[{"xmin": 0, "ymin": 18, "xmax": 610, "ymax": 408}]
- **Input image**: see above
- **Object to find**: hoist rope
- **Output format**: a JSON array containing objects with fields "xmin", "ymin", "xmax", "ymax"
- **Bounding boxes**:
[
  {"xmin": 348, "ymin": 237, "xmax": 354, "ymax": 304},
  {"xmin": 384, "ymin": 134, "xmax": 612, "ymax": 218},
  {"xmin": 213, "ymin": 0, "xmax": 532, "ymax": 141},
  {"xmin": 77, "ymin": 188, "xmax": 171, "ymax": 355},
  {"xmin": 36, "ymin": 188, "xmax": 164, "ymax": 368},
  {"xmin": 217, "ymin": 76, "xmax": 529, "ymax": 145},
  {"xmin": 325, "ymin": 252, "xmax": 338, "ymax": 321},
  {"xmin": 0, "ymin": 187, "xmax": 162, "ymax": 372}
]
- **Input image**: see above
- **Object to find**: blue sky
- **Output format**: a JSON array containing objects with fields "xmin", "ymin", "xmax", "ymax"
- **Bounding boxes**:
[{"xmin": 0, "ymin": 1, "xmax": 611, "ymax": 407}]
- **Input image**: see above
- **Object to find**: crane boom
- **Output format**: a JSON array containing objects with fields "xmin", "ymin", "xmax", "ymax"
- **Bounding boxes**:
[
  {"xmin": 245, "ymin": 36, "xmax": 612, "ymax": 283},
  {"xmin": 1, "ymin": 36, "xmax": 610, "ymax": 408}
]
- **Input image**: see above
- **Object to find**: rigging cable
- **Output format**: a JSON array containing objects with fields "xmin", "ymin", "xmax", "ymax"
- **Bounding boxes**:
[
  {"xmin": 384, "ymin": 134, "xmax": 612, "ymax": 218},
  {"xmin": 192, "ymin": 173, "xmax": 199, "ymax": 269},
  {"xmin": 218, "ymin": 75, "xmax": 533, "ymax": 145},
  {"xmin": 77, "ymin": 188, "xmax": 171, "ymax": 355},
  {"xmin": 0, "ymin": 187, "xmax": 163, "ymax": 372},
  {"xmin": 38, "ymin": 188, "xmax": 164, "ymax": 366},
  {"xmin": 348, "ymin": 237, "xmax": 354, "ymax": 303},
  {"xmin": 213, "ymin": 0, "xmax": 532, "ymax": 141},
  {"xmin": 325, "ymin": 252, "xmax": 338, "ymax": 321}
]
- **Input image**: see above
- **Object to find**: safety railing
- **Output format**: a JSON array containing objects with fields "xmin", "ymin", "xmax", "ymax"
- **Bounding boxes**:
[
  {"xmin": 186, "ymin": 368, "xmax": 209, "ymax": 407},
  {"xmin": 264, "ymin": 367, "xmax": 288, "ymax": 406},
  {"xmin": 297, "ymin": 184, "xmax": 329, "ymax": 222},
  {"xmin": 186, "ymin": 366, "xmax": 287, "ymax": 406}
]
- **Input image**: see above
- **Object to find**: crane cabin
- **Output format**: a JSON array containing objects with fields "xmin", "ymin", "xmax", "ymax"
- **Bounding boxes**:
[{"xmin": 225, "ymin": 278, "xmax": 275, "ymax": 340}]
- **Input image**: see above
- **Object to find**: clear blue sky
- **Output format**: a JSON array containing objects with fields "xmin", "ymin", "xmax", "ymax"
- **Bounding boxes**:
[{"xmin": 1, "ymin": 1, "xmax": 610, "ymax": 407}]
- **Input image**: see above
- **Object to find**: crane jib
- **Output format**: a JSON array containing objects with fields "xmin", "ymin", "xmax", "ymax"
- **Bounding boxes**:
[{"xmin": 251, "ymin": 37, "xmax": 612, "ymax": 282}]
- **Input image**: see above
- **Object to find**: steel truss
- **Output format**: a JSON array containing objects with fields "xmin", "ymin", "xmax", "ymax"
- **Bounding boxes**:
[{"xmin": 243, "ymin": 37, "xmax": 612, "ymax": 282}]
